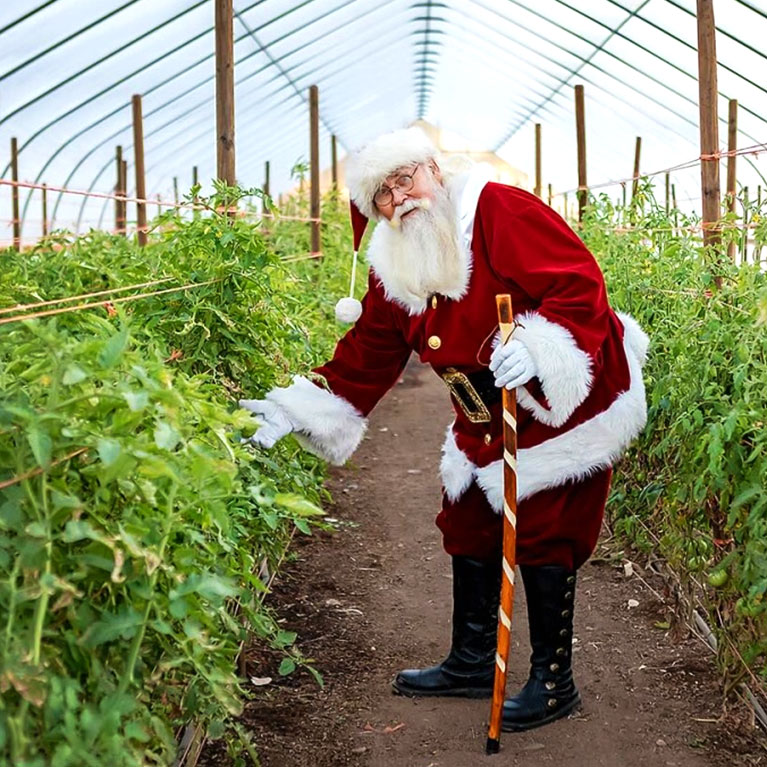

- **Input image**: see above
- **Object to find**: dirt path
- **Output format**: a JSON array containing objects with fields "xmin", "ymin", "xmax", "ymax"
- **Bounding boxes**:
[{"xmin": 201, "ymin": 360, "xmax": 766, "ymax": 767}]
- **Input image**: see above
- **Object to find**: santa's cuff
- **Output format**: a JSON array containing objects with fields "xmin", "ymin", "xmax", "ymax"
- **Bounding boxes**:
[
  {"xmin": 267, "ymin": 375, "xmax": 367, "ymax": 465},
  {"xmin": 513, "ymin": 311, "xmax": 593, "ymax": 428}
]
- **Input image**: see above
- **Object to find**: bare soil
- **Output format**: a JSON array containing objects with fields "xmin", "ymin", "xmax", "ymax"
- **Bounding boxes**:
[{"xmin": 200, "ymin": 360, "xmax": 767, "ymax": 767}]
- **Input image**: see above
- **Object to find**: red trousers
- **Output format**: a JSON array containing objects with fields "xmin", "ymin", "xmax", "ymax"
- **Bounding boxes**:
[{"xmin": 435, "ymin": 468, "xmax": 612, "ymax": 570}]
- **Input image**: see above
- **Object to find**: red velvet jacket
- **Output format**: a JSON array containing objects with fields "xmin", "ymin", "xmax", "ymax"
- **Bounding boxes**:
[{"xmin": 267, "ymin": 167, "xmax": 648, "ymax": 511}]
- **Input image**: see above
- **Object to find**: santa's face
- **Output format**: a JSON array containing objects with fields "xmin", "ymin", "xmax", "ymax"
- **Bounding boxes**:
[
  {"xmin": 368, "ymin": 163, "xmax": 465, "ymax": 305},
  {"xmin": 374, "ymin": 162, "xmax": 442, "ymax": 221}
]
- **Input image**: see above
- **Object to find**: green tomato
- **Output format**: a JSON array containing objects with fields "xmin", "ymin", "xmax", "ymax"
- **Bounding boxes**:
[{"xmin": 707, "ymin": 569, "xmax": 728, "ymax": 588}]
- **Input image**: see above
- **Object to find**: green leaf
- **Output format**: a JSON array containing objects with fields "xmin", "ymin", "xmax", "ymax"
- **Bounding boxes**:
[
  {"xmin": 123, "ymin": 391, "xmax": 149, "ymax": 412},
  {"xmin": 62, "ymin": 365, "xmax": 87, "ymax": 385},
  {"xmin": 97, "ymin": 438, "xmax": 121, "ymax": 466},
  {"xmin": 82, "ymin": 606, "xmax": 143, "ymax": 647},
  {"xmin": 274, "ymin": 493, "xmax": 325, "ymax": 517},
  {"xmin": 27, "ymin": 425, "xmax": 52, "ymax": 467},
  {"xmin": 154, "ymin": 421, "xmax": 181, "ymax": 451},
  {"xmin": 278, "ymin": 657, "xmax": 296, "ymax": 676},
  {"xmin": 98, "ymin": 325, "xmax": 129, "ymax": 368},
  {"xmin": 294, "ymin": 518, "xmax": 311, "ymax": 535}
]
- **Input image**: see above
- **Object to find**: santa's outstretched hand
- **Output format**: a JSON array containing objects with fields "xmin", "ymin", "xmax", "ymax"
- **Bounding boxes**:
[
  {"xmin": 238, "ymin": 398, "xmax": 295, "ymax": 448},
  {"xmin": 489, "ymin": 338, "xmax": 538, "ymax": 390}
]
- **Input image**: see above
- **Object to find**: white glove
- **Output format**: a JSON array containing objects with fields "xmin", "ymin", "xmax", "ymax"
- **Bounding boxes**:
[
  {"xmin": 489, "ymin": 338, "xmax": 538, "ymax": 390},
  {"xmin": 238, "ymin": 398, "xmax": 295, "ymax": 448}
]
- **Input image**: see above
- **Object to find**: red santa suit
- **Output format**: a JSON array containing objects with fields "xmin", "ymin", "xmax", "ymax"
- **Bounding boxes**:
[{"xmin": 266, "ymin": 165, "xmax": 648, "ymax": 570}]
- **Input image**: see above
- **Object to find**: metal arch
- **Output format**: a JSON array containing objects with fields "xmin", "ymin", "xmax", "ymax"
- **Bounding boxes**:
[
  {"xmin": 0, "ymin": 0, "xmax": 60, "ymax": 35},
  {"xmin": 601, "ymin": 0, "xmax": 767, "ymax": 103},
  {"xmin": 483, "ymin": 0, "xmax": 767, "ymax": 148},
  {"xmin": 735, "ymin": 0, "xmax": 766, "ymax": 20},
  {"xmin": 0, "ymin": 0, "xmax": 218, "ymax": 127},
  {"xmin": 42, "ymin": 0, "xmax": 416, "ymax": 227},
  {"xmin": 70, "ymin": 24, "xmax": 422, "ymax": 226},
  {"xmin": 1, "ymin": 0, "xmax": 145, "ymax": 82},
  {"xmin": 409, "ymin": 5, "xmax": 697, "ymax": 144},
  {"xmin": 30, "ymin": 0, "xmax": 402, "ymax": 211},
  {"xmin": 661, "ymin": 0, "xmax": 767, "ymax": 65}
]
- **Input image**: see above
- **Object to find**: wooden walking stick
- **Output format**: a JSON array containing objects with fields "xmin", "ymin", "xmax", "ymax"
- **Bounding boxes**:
[{"xmin": 486, "ymin": 293, "xmax": 518, "ymax": 754}]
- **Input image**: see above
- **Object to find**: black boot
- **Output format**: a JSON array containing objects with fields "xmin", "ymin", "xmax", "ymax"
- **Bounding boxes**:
[
  {"xmin": 502, "ymin": 565, "xmax": 581, "ymax": 731},
  {"xmin": 392, "ymin": 555, "xmax": 500, "ymax": 698}
]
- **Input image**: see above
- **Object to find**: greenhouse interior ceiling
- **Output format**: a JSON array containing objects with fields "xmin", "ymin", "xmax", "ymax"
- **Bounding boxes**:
[{"xmin": 1, "ymin": 0, "xmax": 766, "ymax": 241}]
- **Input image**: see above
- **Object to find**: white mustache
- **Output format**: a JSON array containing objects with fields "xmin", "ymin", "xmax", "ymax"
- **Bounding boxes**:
[{"xmin": 388, "ymin": 197, "xmax": 431, "ymax": 228}]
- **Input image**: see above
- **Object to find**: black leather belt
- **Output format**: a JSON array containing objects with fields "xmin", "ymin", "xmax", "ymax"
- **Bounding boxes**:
[{"xmin": 441, "ymin": 367, "xmax": 501, "ymax": 423}]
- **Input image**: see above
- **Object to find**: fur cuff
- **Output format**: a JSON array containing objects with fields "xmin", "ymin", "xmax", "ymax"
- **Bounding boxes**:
[
  {"xmin": 514, "ymin": 312, "xmax": 593, "ymax": 428},
  {"xmin": 440, "ymin": 425, "xmax": 476, "ymax": 501},
  {"xmin": 267, "ymin": 376, "xmax": 367, "ymax": 465}
]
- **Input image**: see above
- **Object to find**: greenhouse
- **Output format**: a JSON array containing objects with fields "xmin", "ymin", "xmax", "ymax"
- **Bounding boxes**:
[{"xmin": 1, "ymin": 0, "xmax": 766, "ymax": 765}]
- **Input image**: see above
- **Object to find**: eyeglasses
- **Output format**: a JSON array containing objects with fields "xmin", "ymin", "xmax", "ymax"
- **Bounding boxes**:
[{"xmin": 373, "ymin": 164, "xmax": 420, "ymax": 208}]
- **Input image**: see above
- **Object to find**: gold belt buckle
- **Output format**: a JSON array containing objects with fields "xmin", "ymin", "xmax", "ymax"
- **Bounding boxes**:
[{"xmin": 441, "ymin": 368, "xmax": 492, "ymax": 424}]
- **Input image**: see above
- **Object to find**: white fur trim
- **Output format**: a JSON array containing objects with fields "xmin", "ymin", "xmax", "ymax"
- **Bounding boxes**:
[
  {"xmin": 513, "ymin": 312, "xmax": 594, "ymax": 428},
  {"xmin": 267, "ymin": 376, "xmax": 367, "ymax": 465},
  {"xmin": 439, "ymin": 327, "xmax": 648, "ymax": 511},
  {"xmin": 440, "ymin": 425, "xmax": 476, "ymax": 502},
  {"xmin": 346, "ymin": 127, "xmax": 437, "ymax": 220},
  {"xmin": 616, "ymin": 311, "xmax": 649, "ymax": 366}
]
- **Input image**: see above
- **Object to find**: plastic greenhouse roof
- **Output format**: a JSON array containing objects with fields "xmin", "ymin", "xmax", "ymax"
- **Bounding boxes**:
[{"xmin": 1, "ymin": 0, "xmax": 766, "ymax": 242}]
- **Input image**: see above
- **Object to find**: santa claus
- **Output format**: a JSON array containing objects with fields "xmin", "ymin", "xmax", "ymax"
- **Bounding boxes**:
[{"xmin": 240, "ymin": 126, "xmax": 648, "ymax": 732}]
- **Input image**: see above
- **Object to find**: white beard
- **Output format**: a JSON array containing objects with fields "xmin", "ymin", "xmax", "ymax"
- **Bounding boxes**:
[{"xmin": 366, "ymin": 181, "xmax": 470, "ymax": 315}]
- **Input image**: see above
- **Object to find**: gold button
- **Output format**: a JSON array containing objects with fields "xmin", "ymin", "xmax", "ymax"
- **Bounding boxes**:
[
  {"xmin": 428, "ymin": 335, "xmax": 441, "ymax": 350},
  {"xmin": 550, "ymin": 663, "xmax": 560, "ymax": 672},
  {"xmin": 484, "ymin": 433, "xmax": 492, "ymax": 445},
  {"xmin": 431, "ymin": 295, "xmax": 438, "ymax": 309},
  {"xmin": 547, "ymin": 699, "xmax": 558, "ymax": 708}
]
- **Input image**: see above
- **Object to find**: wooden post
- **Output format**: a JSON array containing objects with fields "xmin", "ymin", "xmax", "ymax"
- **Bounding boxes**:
[
  {"xmin": 696, "ymin": 0, "xmax": 722, "ymax": 266},
  {"xmin": 264, "ymin": 160, "xmax": 270, "ymax": 198},
  {"xmin": 632, "ymin": 137, "xmax": 642, "ymax": 202},
  {"xmin": 726, "ymin": 99, "xmax": 738, "ymax": 261},
  {"xmin": 309, "ymin": 84, "xmax": 321, "ymax": 254},
  {"xmin": 131, "ymin": 94, "xmax": 147, "ymax": 246},
  {"xmin": 215, "ymin": 0, "xmax": 236, "ymax": 188},
  {"xmin": 121, "ymin": 160, "xmax": 127, "ymax": 234},
  {"xmin": 665, "ymin": 172, "xmax": 670, "ymax": 214},
  {"xmin": 547, "ymin": 183, "xmax": 553, "ymax": 207},
  {"xmin": 672, "ymin": 183, "xmax": 678, "ymax": 229},
  {"xmin": 115, "ymin": 145, "xmax": 126, "ymax": 236},
  {"xmin": 173, "ymin": 176, "xmax": 179, "ymax": 206},
  {"xmin": 534, "ymin": 123, "xmax": 542, "ymax": 198},
  {"xmin": 41, "ymin": 183, "xmax": 48, "ymax": 238},
  {"xmin": 331, "ymin": 134, "xmax": 338, "ymax": 190},
  {"xmin": 193, "ymin": 165, "xmax": 199, "ymax": 187},
  {"xmin": 10, "ymin": 137, "xmax": 20, "ymax": 250},
  {"xmin": 574, "ymin": 85, "xmax": 587, "ymax": 223}
]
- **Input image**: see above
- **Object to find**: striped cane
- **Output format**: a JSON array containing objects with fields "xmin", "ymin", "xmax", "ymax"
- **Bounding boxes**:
[{"xmin": 486, "ymin": 293, "xmax": 518, "ymax": 754}]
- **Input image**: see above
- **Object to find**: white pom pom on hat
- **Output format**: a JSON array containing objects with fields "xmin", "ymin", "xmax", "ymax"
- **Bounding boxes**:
[{"xmin": 335, "ymin": 296, "xmax": 363, "ymax": 323}]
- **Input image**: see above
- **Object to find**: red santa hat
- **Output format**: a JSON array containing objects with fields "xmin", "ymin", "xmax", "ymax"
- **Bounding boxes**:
[{"xmin": 345, "ymin": 126, "xmax": 438, "ymax": 220}]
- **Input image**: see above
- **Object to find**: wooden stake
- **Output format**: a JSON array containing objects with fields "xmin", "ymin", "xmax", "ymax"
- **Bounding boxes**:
[
  {"xmin": 665, "ymin": 172, "xmax": 670, "ymax": 214},
  {"xmin": 121, "ymin": 160, "xmax": 127, "ymax": 234},
  {"xmin": 131, "ymin": 94, "xmax": 147, "ymax": 246},
  {"xmin": 574, "ymin": 85, "xmax": 587, "ymax": 223},
  {"xmin": 331, "ymin": 134, "xmax": 338, "ymax": 190},
  {"xmin": 564, "ymin": 192, "xmax": 569, "ymax": 221},
  {"xmin": 42, "ymin": 183, "xmax": 48, "ymax": 238},
  {"xmin": 193, "ymin": 166, "xmax": 199, "ymax": 187},
  {"xmin": 264, "ymin": 160, "xmax": 270, "ymax": 198},
  {"xmin": 215, "ymin": 0, "xmax": 236, "ymax": 187},
  {"xmin": 632, "ymin": 137, "xmax": 642, "ymax": 201},
  {"xmin": 696, "ymin": 0, "xmax": 722, "ymax": 264},
  {"xmin": 309, "ymin": 84, "xmax": 321, "ymax": 254},
  {"xmin": 726, "ymin": 99, "xmax": 738, "ymax": 261},
  {"xmin": 534, "ymin": 123, "xmax": 542, "ymax": 198},
  {"xmin": 741, "ymin": 186, "xmax": 749, "ymax": 262},
  {"xmin": 10, "ymin": 137, "xmax": 20, "ymax": 250},
  {"xmin": 672, "ymin": 183, "xmax": 678, "ymax": 229},
  {"xmin": 547, "ymin": 183, "xmax": 553, "ymax": 207},
  {"xmin": 115, "ymin": 145, "xmax": 126, "ymax": 236},
  {"xmin": 173, "ymin": 176, "xmax": 179, "ymax": 205}
]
